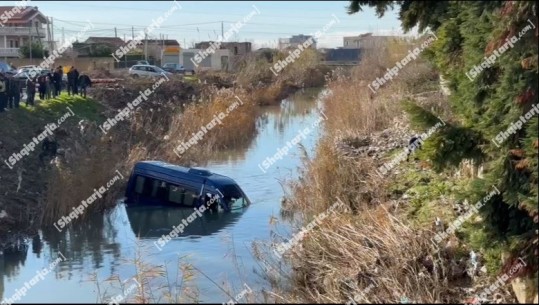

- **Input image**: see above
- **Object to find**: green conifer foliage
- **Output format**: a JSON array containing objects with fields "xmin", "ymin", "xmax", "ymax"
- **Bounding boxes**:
[{"xmin": 349, "ymin": 1, "xmax": 538, "ymax": 274}]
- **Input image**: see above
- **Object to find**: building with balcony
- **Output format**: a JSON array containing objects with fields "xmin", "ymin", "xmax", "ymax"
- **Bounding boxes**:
[{"xmin": 0, "ymin": 6, "xmax": 48, "ymax": 58}]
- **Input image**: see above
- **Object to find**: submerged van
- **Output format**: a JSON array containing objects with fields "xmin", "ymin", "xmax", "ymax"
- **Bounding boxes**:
[{"xmin": 124, "ymin": 161, "xmax": 251, "ymax": 212}]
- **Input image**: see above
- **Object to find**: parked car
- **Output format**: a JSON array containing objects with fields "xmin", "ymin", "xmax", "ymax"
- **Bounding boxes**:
[
  {"xmin": 16, "ymin": 65, "xmax": 39, "ymax": 74},
  {"xmin": 0, "ymin": 61, "xmax": 17, "ymax": 75},
  {"xmin": 13, "ymin": 68, "xmax": 51, "ymax": 80},
  {"xmin": 136, "ymin": 60, "xmax": 150, "ymax": 65},
  {"xmin": 129, "ymin": 65, "xmax": 172, "ymax": 78},
  {"xmin": 162, "ymin": 63, "xmax": 195, "ymax": 75}
]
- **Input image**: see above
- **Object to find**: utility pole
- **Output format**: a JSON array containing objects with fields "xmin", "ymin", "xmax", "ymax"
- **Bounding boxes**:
[
  {"xmin": 221, "ymin": 21, "xmax": 224, "ymax": 38},
  {"xmin": 50, "ymin": 17, "xmax": 54, "ymax": 50},
  {"xmin": 114, "ymin": 27, "xmax": 117, "ymax": 38},
  {"xmin": 161, "ymin": 34, "xmax": 164, "ymax": 65},
  {"xmin": 46, "ymin": 17, "xmax": 53, "ymax": 51},
  {"xmin": 28, "ymin": 26, "xmax": 32, "ymax": 61},
  {"xmin": 132, "ymin": 26, "xmax": 134, "ymax": 40},
  {"xmin": 144, "ymin": 32, "xmax": 148, "ymax": 61}
]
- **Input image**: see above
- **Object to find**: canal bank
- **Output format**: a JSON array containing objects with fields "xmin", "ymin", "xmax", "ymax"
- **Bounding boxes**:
[{"xmin": 0, "ymin": 88, "xmax": 327, "ymax": 303}]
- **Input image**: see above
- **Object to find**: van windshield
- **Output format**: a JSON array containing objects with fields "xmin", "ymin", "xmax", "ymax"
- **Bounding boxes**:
[{"xmin": 218, "ymin": 184, "xmax": 250, "ymax": 210}]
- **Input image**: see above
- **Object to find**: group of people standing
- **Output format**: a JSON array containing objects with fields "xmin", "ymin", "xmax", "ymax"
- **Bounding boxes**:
[
  {"xmin": 0, "ymin": 72, "xmax": 22, "ymax": 112},
  {"xmin": 0, "ymin": 65, "xmax": 92, "ymax": 113}
]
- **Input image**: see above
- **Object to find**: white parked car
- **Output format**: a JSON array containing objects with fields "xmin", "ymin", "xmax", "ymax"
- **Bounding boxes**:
[
  {"xmin": 129, "ymin": 65, "xmax": 172, "ymax": 78},
  {"xmin": 16, "ymin": 65, "xmax": 39, "ymax": 74}
]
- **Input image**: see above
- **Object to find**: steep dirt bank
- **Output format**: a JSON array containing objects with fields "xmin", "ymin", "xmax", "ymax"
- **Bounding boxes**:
[{"xmin": 0, "ymin": 96, "xmax": 104, "ymax": 248}]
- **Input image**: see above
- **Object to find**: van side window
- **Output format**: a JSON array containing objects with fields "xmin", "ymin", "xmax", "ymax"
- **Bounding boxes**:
[
  {"xmin": 155, "ymin": 181, "xmax": 169, "ymax": 201},
  {"xmin": 135, "ymin": 176, "xmax": 145, "ymax": 194},
  {"xmin": 150, "ymin": 179, "xmax": 160, "ymax": 197},
  {"xmin": 142, "ymin": 177, "xmax": 154, "ymax": 196},
  {"xmin": 131, "ymin": 175, "xmax": 200, "ymax": 206},
  {"xmin": 182, "ymin": 188, "xmax": 198, "ymax": 207},
  {"xmin": 169, "ymin": 185, "xmax": 184, "ymax": 204}
]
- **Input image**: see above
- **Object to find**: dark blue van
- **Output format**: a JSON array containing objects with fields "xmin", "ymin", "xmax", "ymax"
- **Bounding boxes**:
[{"xmin": 124, "ymin": 161, "xmax": 250, "ymax": 212}]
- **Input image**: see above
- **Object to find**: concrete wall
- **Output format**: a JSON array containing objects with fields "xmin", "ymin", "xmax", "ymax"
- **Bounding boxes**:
[
  {"xmin": 8, "ymin": 57, "xmax": 116, "ymax": 72},
  {"xmin": 180, "ymin": 49, "xmax": 231, "ymax": 71},
  {"xmin": 343, "ymin": 37, "xmax": 361, "ymax": 49},
  {"xmin": 222, "ymin": 42, "xmax": 251, "ymax": 56},
  {"xmin": 162, "ymin": 54, "xmax": 179, "ymax": 65}
]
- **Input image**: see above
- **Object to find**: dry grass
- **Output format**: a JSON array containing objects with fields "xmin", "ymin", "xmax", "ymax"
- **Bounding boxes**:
[
  {"xmin": 251, "ymin": 80, "xmax": 298, "ymax": 106},
  {"xmin": 284, "ymin": 205, "xmax": 458, "ymax": 303},
  {"xmin": 42, "ymin": 125, "xmax": 125, "ymax": 223},
  {"xmin": 271, "ymin": 36, "xmax": 466, "ymax": 303},
  {"xmin": 92, "ymin": 241, "xmax": 200, "ymax": 304},
  {"xmin": 235, "ymin": 49, "xmax": 328, "ymax": 106},
  {"xmin": 162, "ymin": 87, "xmax": 258, "ymax": 163}
]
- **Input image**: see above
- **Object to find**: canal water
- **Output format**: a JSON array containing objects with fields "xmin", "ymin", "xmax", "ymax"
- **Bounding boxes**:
[{"xmin": 0, "ymin": 88, "xmax": 326, "ymax": 303}]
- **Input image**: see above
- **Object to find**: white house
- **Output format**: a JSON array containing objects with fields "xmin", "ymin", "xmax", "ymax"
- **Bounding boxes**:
[{"xmin": 0, "ymin": 6, "xmax": 48, "ymax": 58}]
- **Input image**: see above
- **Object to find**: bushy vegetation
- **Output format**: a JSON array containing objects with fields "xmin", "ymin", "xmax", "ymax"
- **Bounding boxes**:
[
  {"xmin": 350, "ymin": 0, "xmax": 538, "ymax": 275},
  {"xmin": 277, "ymin": 1, "xmax": 537, "ymax": 303},
  {"xmin": 19, "ymin": 41, "xmax": 49, "ymax": 58}
]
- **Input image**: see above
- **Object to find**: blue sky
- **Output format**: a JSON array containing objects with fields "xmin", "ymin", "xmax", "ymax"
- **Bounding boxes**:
[{"xmin": 27, "ymin": 1, "xmax": 407, "ymax": 49}]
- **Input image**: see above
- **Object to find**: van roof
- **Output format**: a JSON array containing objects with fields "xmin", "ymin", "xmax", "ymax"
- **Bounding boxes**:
[{"xmin": 133, "ymin": 160, "xmax": 238, "ymax": 188}]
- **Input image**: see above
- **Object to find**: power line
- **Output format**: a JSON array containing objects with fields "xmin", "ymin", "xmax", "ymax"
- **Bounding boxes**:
[{"xmin": 53, "ymin": 18, "xmax": 223, "ymax": 28}]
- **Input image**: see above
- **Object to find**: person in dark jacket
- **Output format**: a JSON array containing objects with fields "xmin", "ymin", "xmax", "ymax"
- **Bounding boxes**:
[
  {"xmin": 26, "ymin": 78, "xmax": 36, "ymax": 106},
  {"xmin": 45, "ymin": 74, "xmax": 53, "ymax": 99},
  {"xmin": 406, "ymin": 135, "xmax": 423, "ymax": 162},
  {"xmin": 66, "ymin": 67, "xmax": 74, "ymax": 96},
  {"xmin": 67, "ymin": 67, "xmax": 79, "ymax": 96},
  {"xmin": 53, "ymin": 68, "xmax": 62, "ymax": 97},
  {"xmin": 39, "ymin": 135, "xmax": 59, "ymax": 165},
  {"xmin": 5, "ymin": 76, "xmax": 13, "ymax": 109},
  {"xmin": 78, "ymin": 73, "xmax": 92, "ymax": 98},
  {"xmin": 37, "ymin": 74, "xmax": 47, "ymax": 100},
  {"xmin": 7, "ymin": 76, "xmax": 21, "ymax": 108},
  {"xmin": 0, "ymin": 73, "xmax": 7, "ymax": 112},
  {"xmin": 58, "ymin": 66, "xmax": 64, "ymax": 91},
  {"xmin": 72, "ymin": 67, "xmax": 79, "ymax": 95}
]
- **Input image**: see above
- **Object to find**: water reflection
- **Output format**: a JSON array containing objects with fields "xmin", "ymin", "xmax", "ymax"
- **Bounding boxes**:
[
  {"xmin": 126, "ymin": 205, "xmax": 248, "ymax": 239},
  {"xmin": 40, "ymin": 208, "xmax": 123, "ymax": 278},
  {"xmin": 0, "ymin": 241, "xmax": 28, "ymax": 302},
  {"xmin": 0, "ymin": 243, "xmax": 28, "ymax": 281},
  {"xmin": 273, "ymin": 88, "xmax": 320, "ymax": 136},
  {"xmin": 203, "ymin": 88, "xmax": 322, "ymax": 165}
]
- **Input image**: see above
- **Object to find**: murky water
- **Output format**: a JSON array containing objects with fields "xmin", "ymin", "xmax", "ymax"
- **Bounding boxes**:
[{"xmin": 0, "ymin": 88, "xmax": 326, "ymax": 303}]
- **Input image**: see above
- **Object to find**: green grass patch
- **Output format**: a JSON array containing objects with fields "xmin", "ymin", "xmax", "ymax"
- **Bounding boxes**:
[
  {"xmin": 18, "ymin": 93, "xmax": 104, "ymax": 124},
  {"xmin": 183, "ymin": 76, "xmax": 199, "ymax": 82}
]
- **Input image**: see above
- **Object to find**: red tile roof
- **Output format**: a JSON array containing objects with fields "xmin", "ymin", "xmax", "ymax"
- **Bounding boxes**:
[{"xmin": 0, "ymin": 6, "xmax": 48, "ymax": 24}]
